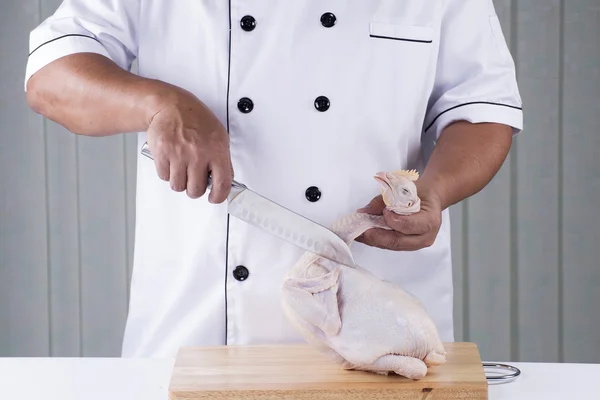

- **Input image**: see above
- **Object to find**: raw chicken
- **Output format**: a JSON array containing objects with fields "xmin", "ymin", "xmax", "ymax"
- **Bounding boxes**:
[{"xmin": 281, "ymin": 170, "xmax": 447, "ymax": 380}]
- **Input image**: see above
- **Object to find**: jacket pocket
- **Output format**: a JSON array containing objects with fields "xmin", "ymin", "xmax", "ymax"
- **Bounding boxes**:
[{"xmin": 369, "ymin": 21, "xmax": 434, "ymax": 43}]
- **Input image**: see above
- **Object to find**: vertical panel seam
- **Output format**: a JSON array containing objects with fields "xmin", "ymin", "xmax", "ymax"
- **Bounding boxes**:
[
  {"xmin": 39, "ymin": 0, "xmax": 52, "ymax": 358},
  {"xmin": 75, "ymin": 135, "xmax": 83, "ymax": 357},
  {"xmin": 122, "ymin": 134, "xmax": 130, "ymax": 308},
  {"xmin": 509, "ymin": 0, "xmax": 519, "ymax": 363},
  {"xmin": 43, "ymin": 107, "xmax": 51, "ymax": 357},
  {"xmin": 557, "ymin": 0, "xmax": 565, "ymax": 364}
]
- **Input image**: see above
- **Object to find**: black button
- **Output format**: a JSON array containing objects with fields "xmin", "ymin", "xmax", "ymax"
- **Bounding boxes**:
[
  {"xmin": 240, "ymin": 15, "xmax": 256, "ymax": 31},
  {"xmin": 233, "ymin": 265, "xmax": 249, "ymax": 281},
  {"xmin": 237, "ymin": 97, "xmax": 254, "ymax": 113},
  {"xmin": 320, "ymin": 12, "xmax": 336, "ymax": 28},
  {"xmin": 314, "ymin": 96, "xmax": 330, "ymax": 112},
  {"xmin": 305, "ymin": 186, "xmax": 321, "ymax": 202}
]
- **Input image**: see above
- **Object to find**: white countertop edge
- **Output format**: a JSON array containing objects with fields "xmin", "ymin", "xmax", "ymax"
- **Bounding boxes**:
[{"xmin": 0, "ymin": 357, "xmax": 598, "ymax": 400}]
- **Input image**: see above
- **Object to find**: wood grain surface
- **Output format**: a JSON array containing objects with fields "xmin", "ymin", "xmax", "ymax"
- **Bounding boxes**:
[{"xmin": 169, "ymin": 342, "xmax": 488, "ymax": 399}]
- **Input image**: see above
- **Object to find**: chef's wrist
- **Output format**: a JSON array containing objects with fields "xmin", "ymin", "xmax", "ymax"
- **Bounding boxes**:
[
  {"xmin": 136, "ymin": 79, "xmax": 197, "ymax": 128},
  {"xmin": 418, "ymin": 175, "xmax": 448, "ymax": 211}
]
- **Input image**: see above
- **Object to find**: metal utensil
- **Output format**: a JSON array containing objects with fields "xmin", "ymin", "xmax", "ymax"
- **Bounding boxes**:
[
  {"xmin": 483, "ymin": 363, "xmax": 521, "ymax": 384},
  {"xmin": 140, "ymin": 142, "xmax": 356, "ymax": 268}
]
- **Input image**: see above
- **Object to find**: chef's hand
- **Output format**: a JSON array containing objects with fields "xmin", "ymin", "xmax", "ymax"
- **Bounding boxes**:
[
  {"xmin": 146, "ymin": 88, "xmax": 233, "ymax": 203},
  {"xmin": 355, "ymin": 182, "xmax": 443, "ymax": 251}
]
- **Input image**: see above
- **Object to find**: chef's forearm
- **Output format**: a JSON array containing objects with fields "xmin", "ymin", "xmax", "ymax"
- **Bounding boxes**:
[
  {"xmin": 419, "ymin": 120, "xmax": 513, "ymax": 210},
  {"xmin": 26, "ymin": 53, "xmax": 185, "ymax": 136}
]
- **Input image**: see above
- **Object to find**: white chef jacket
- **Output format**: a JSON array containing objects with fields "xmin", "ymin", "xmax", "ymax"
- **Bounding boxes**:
[{"xmin": 25, "ymin": 0, "xmax": 523, "ymax": 358}]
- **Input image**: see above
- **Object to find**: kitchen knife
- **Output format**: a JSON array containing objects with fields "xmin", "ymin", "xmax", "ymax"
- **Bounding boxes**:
[{"xmin": 140, "ymin": 142, "xmax": 356, "ymax": 268}]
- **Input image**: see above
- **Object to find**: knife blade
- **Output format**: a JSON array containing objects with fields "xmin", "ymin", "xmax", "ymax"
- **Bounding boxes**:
[{"xmin": 140, "ymin": 142, "xmax": 356, "ymax": 268}]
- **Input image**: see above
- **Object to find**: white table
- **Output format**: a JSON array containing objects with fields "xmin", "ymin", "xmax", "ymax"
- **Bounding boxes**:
[{"xmin": 0, "ymin": 357, "xmax": 598, "ymax": 399}]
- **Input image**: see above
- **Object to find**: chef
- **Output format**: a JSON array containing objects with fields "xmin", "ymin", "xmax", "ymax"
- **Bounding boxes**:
[{"xmin": 24, "ymin": 0, "xmax": 522, "ymax": 358}]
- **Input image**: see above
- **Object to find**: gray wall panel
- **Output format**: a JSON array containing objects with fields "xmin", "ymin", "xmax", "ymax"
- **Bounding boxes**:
[
  {"xmin": 77, "ymin": 136, "xmax": 129, "ymax": 357},
  {"xmin": 514, "ymin": 0, "xmax": 562, "ymax": 363},
  {"xmin": 40, "ymin": 0, "xmax": 83, "ymax": 357},
  {"xmin": 45, "ymin": 122, "xmax": 81, "ymax": 357},
  {"xmin": 449, "ymin": 204, "xmax": 465, "ymax": 342},
  {"xmin": 561, "ymin": 0, "xmax": 600, "ymax": 364},
  {"xmin": 465, "ymin": 0, "xmax": 514, "ymax": 362},
  {"xmin": 124, "ymin": 134, "xmax": 137, "ymax": 299},
  {"xmin": 0, "ymin": 0, "xmax": 50, "ymax": 357}
]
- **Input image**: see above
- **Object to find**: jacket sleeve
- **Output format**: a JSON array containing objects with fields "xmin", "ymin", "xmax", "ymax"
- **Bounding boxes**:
[
  {"xmin": 24, "ymin": 0, "xmax": 140, "ymax": 91},
  {"xmin": 423, "ymin": 0, "xmax": 523, "ymax": 141}
]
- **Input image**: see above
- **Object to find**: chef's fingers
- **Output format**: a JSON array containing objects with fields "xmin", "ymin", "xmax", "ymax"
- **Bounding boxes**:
[
  {"xmin": 149, "ymin": 139, "xmax": 170, "ymax": 182},
  {"xmin": 391, "ymin": 232, "xmax": 435, "ymax": 250},
  {"xmin": 382, "ymin": 208, "xmax": 438, "ymax": 236},
  {"xmin": 186, "ymin": 160, "xmax": 208, "ymax": 199},
  {"xmin": 154, "ymin": 155, "xmax": 170, "ymax": 182},
  {"xmin": 355, "ymin": 228, "xmax": 433, "ymax": 251},
  {"xmin": 169, "ymin": 160, "xmax": 188, "ymax": 192},
  {"xmin": 356, "ymin": 195, "xmax": 385, "ymax": 215},
  {"xmin": 146, "ymin": 118, "xmax": 173, "ymax": 182},
  {"xmin": 207, "ymin": 157, "xmax": 233, "ymax": 204}
]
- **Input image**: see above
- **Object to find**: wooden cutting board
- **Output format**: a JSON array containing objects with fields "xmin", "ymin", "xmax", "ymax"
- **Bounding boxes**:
[{"xmin": 169, "ymin": 342, "xmax": 488, "ymax": 399}]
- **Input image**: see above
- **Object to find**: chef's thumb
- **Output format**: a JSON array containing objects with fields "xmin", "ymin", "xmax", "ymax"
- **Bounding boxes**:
[{"xmin": 357, "ymin": 195, "xmax": 385, "ymax": 215}]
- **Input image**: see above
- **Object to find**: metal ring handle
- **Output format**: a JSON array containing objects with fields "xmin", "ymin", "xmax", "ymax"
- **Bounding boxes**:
[{"xmin": 483, "ymin": 362, "xmax": 521, "ymax": 384}]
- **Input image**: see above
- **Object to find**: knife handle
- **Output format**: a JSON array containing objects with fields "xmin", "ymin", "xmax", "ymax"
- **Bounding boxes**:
[{"xmin": 140, "ymin": 142, "xmax": 246, "ymax": 190}]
